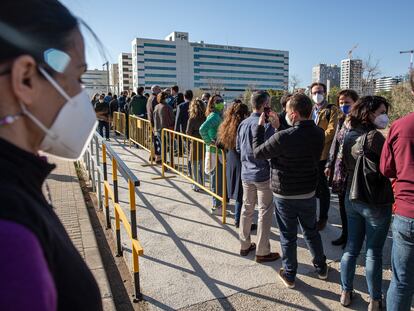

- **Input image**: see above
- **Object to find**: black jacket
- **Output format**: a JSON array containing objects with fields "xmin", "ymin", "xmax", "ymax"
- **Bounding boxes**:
[
  {"xmin": 253, "ymin": 120, "xmax": 325, "ymax": 196},
  {"xmin": 0, "ymin": 139, "xmax": 102, "ymax": 310},
  {"xmin": 175, "ymin": 101, "xmax": 190, "ymax": 133}
]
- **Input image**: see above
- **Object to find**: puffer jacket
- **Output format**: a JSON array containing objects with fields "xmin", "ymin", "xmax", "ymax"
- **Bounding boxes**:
[{"xmin": 253, "ymin": 120, "xmax": 325, "ymax": 196}]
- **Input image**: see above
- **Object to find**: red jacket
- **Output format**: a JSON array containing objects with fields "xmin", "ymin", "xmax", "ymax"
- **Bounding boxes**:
[{"xmin": 380, "ymin": 112, "xmax": 414, "ymax": 218}]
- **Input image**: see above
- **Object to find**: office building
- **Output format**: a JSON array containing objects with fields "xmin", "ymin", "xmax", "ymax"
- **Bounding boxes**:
[
  {"xmin": 82, "ymin": 69, "xmax": 108, "ymax": 97},
  {"xmin": 109, "ymin": 63, "xmax": 119, "ymax": 94},
  {"xmin": 312, "ymin": 64, "xmax": 340, "ymax": 89},
  {"xmin": 375, "ymin": 76, "xmax": 402, "ymax": 93},
  {"xmin": 118, "ymin": 53, "xmax": 133, "ymax": 92},
  {"xmin": 340, "ymin": 59, "xmax": 363, "ymax": 94},
  {"xmin": 131, "ymin": 31, "xmax": 289, "ymax": 100}
]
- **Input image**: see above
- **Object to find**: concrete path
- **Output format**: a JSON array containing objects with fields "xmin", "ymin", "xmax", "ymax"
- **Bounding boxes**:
[
  {"xmin": 102, "ymin": 136, "xmax": 395, "ymax": 311},
  {"xmin": 45, "ymin": 157, "xmax": 116, "ymax": 311}
]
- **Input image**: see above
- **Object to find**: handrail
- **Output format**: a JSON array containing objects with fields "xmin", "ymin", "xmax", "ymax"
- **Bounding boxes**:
[
  {"xmin": 102, "ymin": 140, "xmax": 140, "ymax": 187},
  {"xmin": 81, "ymin": 132, "xmax": 144, "ymax": 302}
]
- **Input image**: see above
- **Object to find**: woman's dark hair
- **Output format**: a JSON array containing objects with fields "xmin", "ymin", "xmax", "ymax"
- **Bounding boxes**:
[
  {"xmin": 337, "ymin": 89, "xmax": 359, "ymax": 104},
  {"xmin": 177, "ymin": 93, "xmax": 185, "ymax": 105},
  {"xmin": 0, "ymin": 1, "xmax": 78, "ymax": 67},
  {"xmin": 349, "ymin": 96, "xmax": 391, "ymax": 129},
  {"xmin": 157, "ymin": 91, "xmax": 169, "ymax": 105}
]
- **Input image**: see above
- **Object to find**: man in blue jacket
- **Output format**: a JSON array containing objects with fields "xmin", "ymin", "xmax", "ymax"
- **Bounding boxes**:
[{"xmin": 236, "ymin": 91, "xmax": 280, "ymax": 263}]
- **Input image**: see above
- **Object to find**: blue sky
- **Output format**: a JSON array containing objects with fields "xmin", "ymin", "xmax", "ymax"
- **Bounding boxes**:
[{"xmin": 62, "ymin": 0, "xmax": 414, "ymax": 87}]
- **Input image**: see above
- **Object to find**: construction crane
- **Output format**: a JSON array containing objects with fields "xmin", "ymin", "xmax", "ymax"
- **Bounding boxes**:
[
  {"xmin": 348, "ymin": 44, "xmax": 359, "ymax": 59},
  {"xmin": 400, "ymin": 50, "xmax": 414, "ymax": 71}
]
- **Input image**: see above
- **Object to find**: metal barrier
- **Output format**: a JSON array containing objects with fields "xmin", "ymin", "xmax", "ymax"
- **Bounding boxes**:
[
  {"xmin": 82, "ymin": 133, "xmax": 144, "ymax": 302},
  {"xmin": 159, "ymin": 128, "xmax": 227, "ymax": 224},
  {"xmin": 129, "ymin": 115, "xmax": 155, "ymax": 165},
  {"xmin": 113, "ymin": 112, "xmax": 126, "ymax": 139}
]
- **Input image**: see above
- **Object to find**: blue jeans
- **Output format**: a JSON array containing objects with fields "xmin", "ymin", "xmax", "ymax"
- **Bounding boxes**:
[
  {"xmin": 98, "ymin": 120, "xmax": 109, "ymax": 139},
  {"xmin": 210, "ymin": 160, "xmax": 223, "ymax": 208},
  {"xmin": 274, "ymin": 196, "xmax": 326, "ymax": 281},
  {"xmin": 340, "ymin": 190, "xmax": 391, "ymax": 300},
  {"xmin": 190, "ymin": 160, "xmax": 203, "ymax": 190},
  {"xmin": 387, "ymin": 214, "xmax": 414, "ymax": 311}
]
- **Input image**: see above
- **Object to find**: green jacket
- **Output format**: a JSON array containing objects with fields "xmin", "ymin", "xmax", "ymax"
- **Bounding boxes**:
[
  {"xmin": 199, "ymin": 111, "xmax": 222, "ymax": 153},
  {"xmin": 129, "ymin": 95, "xmax": 147, "ymax": 116}
]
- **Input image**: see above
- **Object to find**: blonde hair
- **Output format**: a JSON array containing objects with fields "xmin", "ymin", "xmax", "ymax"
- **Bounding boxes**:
[{"xmin": 189, "ymin": 98, "xmax": 206, "ymax": 119}]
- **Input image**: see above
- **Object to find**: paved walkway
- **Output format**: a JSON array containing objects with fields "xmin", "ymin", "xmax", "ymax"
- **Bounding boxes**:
[
  {"xmin": 45, "ymin": 157, "xmax": 116, "ymax": 311},
  {"xmin": 102, "ymin": 136, "xmax": 394, "ymax": 311}
]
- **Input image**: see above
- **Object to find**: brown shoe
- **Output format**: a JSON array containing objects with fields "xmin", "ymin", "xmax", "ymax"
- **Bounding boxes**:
[
  {"xmin": 317, "ymin": 219, "xmax": 327, "ymax": 231},
  {"xmin": 278, "ymin": 268, "xmax": 295, "ymax": 289},
  {"xmin": 256, "ymin": 252, "xmax": 280, "ymax": 263},
  {"xmin": 240, "ymin": 243, "xmax": 256, "ymax": 257}
]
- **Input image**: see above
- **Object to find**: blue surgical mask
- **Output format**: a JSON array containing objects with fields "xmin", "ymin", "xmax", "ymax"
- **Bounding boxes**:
[{"xmin": 340, "ymin": 105, "xmax": 351, "ymax": 115}]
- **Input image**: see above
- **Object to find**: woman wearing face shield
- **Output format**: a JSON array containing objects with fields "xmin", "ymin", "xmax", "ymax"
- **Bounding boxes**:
[{"xmin": 0, "ymin": 1, "xmax": 101, "ymax": 310}]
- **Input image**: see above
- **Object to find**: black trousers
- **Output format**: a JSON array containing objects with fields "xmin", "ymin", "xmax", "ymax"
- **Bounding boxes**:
[
  {"xmin": 317, "ymin": 160, "xmax": 331, "ymax": 220},
  {"xmin": 338, "ymin": 191, "xmax": 348, "ymax": 237}
]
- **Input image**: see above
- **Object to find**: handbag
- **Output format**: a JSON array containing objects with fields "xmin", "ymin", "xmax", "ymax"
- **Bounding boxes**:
[{"xmin": 349, "ymin": 131, "xmax": 394, "ymax": 207}]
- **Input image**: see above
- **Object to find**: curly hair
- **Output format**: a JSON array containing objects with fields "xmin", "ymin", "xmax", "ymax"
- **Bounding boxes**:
[
  {"xmin": 349, "ymin": 95, "xmax": 390, "ymax": 129},
  {"xmin": 217, "ymin": 101, "xmax": 249, "ymax": 150},
  {"xmin": 189, "ymin": 98, "xmax": 206, "ymax": 120}
]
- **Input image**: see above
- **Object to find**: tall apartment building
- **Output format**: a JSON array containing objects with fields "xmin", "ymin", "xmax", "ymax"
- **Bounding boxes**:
[
  {"xmin": 82, "ymin": 69, "xmax": 108, "ymax": 97},
  {"xmin": 375, "ymin": 76, "xmax": 402, "ymax": 93},
  {"xmin": 109, "ymin": 63, "xmax": 119, "ymax": 94},
  {"xmin": 340, "ymin": 59, "xmax": 363, "ymax": 94},
  {"xmin": 312, "ymin": 64, "xmax": 340, "ymax": 89},
  {"xmin": 131, "ymin": 31, "xmax": 289, "ymax": 100},
  {"xmin": 118, "ymin": 53, "xmax": 133, "ymax": 92}
]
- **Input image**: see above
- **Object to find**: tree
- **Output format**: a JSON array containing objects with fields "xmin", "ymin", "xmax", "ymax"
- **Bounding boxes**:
[
  {"xmin": 289, "ymin": 74, "xmax": 301, "ymax": 92},
  {"xmin": 207, "ymin": 78, "xmax": 224, "ymax": 95},
  {"xmin": 362, "ymin": 54, "xmax": 381, "ymax": 96},
  {"xmin": 192, "ymin": 88, "xmax": 204, "ymax": 99},
  {"xmin": 267, "ymin": 89, "xmax": 286, "ymax": 112},
  {"xmin": 389, "ymin": 83, "xmax": 414, "ymax": 122},
  {"xmin": 327, "ymin": 86, "xmax": 341, "ymax": 104}
]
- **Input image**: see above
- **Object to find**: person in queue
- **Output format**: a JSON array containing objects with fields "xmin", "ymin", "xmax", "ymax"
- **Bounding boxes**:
[
  {"xmin": 95, "ymin": 93, "xmax": 110, "ymax": 141},
  {"xmin": 147, "ymin": 85, "xmax": 161, "ymax": 162},
  {"xmin": 199, "ymin": 94, "xmax": 225, "ymax": 215},
  {"xmin": 324, "ymin": 89, "xmax": 359, "ymax": 248},
  {"xmin": 339, "ymin": 96, "xmax": 392, "ymax": 309},
  {"xmin": 236, "ymin": 91, "xmax": 279, "ymax": 263},
  {"xmin": 129, "ymin": 86, "xmax": 147, "ymax": 118},
  {"xmin": 253, "ymin": 93, "xmax": 328, "ymax": 288},
  {"xmin": 217, "ymin": 100, "xmax": 255, "ymax": 229},
  {"xmin": 153, "ymin": 91, "xmax": 175, "ymax": 164},
  {"xmin": 202, "ymin": 92, "xmax": 211, "ymax": 107},
  {"xmin": 186, "ymin": 98, "xmax": 207, "ymax": 192},
  {"xmin": 278, "ymin": 92, "xmax": 293, "ymax": 130},
  {"xmin": 380, "ymin": 70, "xmax": 414, "ymax": 311},
  {"xmin": 311, "ymin": 82, "xmax": 340, "ymax": 231},
  {"xmin": 0, "ymin": 0, "xmax": 102, "ymax": 309}
]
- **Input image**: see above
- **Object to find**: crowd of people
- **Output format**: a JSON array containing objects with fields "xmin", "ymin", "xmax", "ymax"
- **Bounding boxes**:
[
  {"xmin": 0, "ymin": 1, "xmax": 413, "ymax": 310},
  {"xmin": 91, "ymin": 75, "xmax": 414, "ymax": 310}
]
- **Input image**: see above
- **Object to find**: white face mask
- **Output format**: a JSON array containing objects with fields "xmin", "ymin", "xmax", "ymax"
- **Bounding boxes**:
[
  {"xmin": 312, "ymin": 93, "xmax": 324, "ymax": 105},
  {"xmin": 373, "ymin": 114, "xmax": 389, "ymax": 129},
  {"xmin": 285, "ymin": 112, "xmax": 294, "ymax": 126},
  {"xmin": 21, "ymin": 67, "xmax": 97, "ymax": 160}
]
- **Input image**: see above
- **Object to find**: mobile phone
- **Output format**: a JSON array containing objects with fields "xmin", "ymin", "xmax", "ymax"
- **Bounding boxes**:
[{"xmin": 264, "ymin": 107, "xmax": 271, "ymax": 123}]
